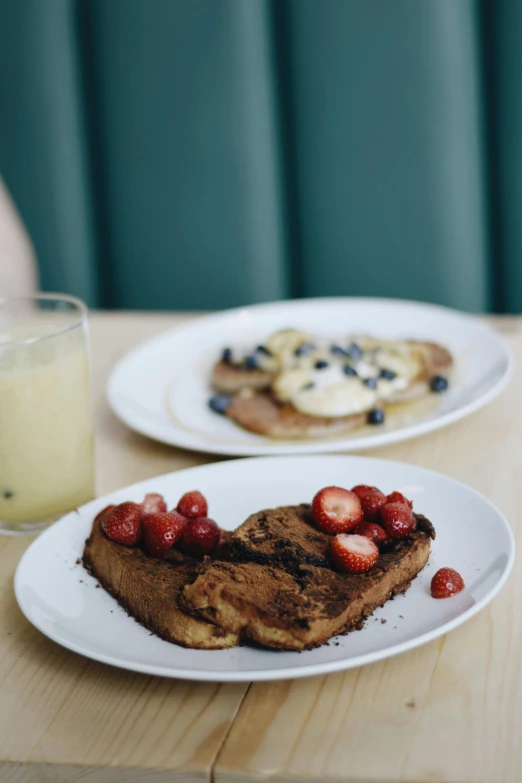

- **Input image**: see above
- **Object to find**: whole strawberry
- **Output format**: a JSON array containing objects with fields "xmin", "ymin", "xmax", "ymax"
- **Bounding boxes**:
[
  {"xmin": 380, "ymin": 502, "xmax": 414, "ymax": 538},
  {"xmin": 141, "ymin": 492, "xmax": 167, "ymax": 514},
  {"xmin": 177, "ymin": 490, "xmax": 208, "ymax": 519},
  {"xmin": 431, "ymin": 567, "xmax": 465, "ymax": 598},
  {"xmin": 351, "ymin": 484, "xmax": 378, "ymax": 501},
  {"xmin": 102, "ymin": 501, "xmax": 143, "ymax": 546},
  {"xmin": 352, "ymin": 520, "xmax": 389, "ymax": 544},
  {"xmin": 361, "ymin": 488, "xmax": 386, "ymax": 521},
  {"xmin": 385, "ymin": 491, "xmax": 413, "ymax": 509},
  {"xmin": 142, "ymin": 511, "xmax": 187, "ymax": 557},
  {"xmin": 180, "ymin": 517, "xmax": 221, "ymax": 557},
  {"xmin": 311, "ymin": 486, "xmax": 363, "ymax": 534},
  {"xmin": 331, "ymin": 533, "xmax": 379, "ymax": 574}
]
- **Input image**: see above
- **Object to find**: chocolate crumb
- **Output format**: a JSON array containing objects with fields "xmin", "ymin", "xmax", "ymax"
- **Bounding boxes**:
[
  {"xmin": 75, "ymin": 558, "xmax": 81, "ymax": 565},
  {"xmin": 406, "ymin": 699, "xmax": 416, "ymax": 709},
  {"xmin": 381, "ymin": 618, "xmax": 387, "ymax": 624},
  {"xmin": 95, "ymin": 584, "xmax": 100, "ymax": 589},
  {"xmin": 399, "ymin": 614, "xmax": 404, "ymax": 619}
]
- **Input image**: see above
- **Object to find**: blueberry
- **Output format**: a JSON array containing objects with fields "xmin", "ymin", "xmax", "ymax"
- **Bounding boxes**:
[
  {"xmin": 380, "ymin": 368, "xmax": 396, "ymax": 380},
  {"xmin": 343, "ymin": 364, "xmax": 358, "ymax": 377},
  {"xmin": 222, "ymin": 347, "xmax": 233, "ymax": 364},
  {"xmin": 208, "ymin": 394, "xmax": 232, "ymax": 415},
  {"xmin": 256, "ymin": 345, "xmax": 272, "ymax": 356},
  {"xmin": 331, "ymin": 345, "xmax": 347, "ymax": 356},
  {"xmin": 364, "ymin": 377, "xmax": 378, "ymax": 389},
  {"xmin": 3, "ymin": 490, "xmax": 13, "ymax": 500},
  {"xmin": 302, "ymin": 382, "xmax": 315, "ymax": 391},
  {"xmin": 368, "ymin": 408, "xmax": 385, "ymax": 425},
  {"xmin": 430, "ymin": 375, "xmax": 449, "ymax": 393},
  {"xmin": 315, "ymin": 359, "xmax": 329, "ymax": 370},
  {"xmin": 295, "ymin": 342, "xmax": 316, "ymax": 357},
  {"xmin": 347, "ymin": 342, "xmax": 363, "ymax": 359},
  {"xmin": 245, "ymin": 354, "xmax": 259, "ymax": 370}
]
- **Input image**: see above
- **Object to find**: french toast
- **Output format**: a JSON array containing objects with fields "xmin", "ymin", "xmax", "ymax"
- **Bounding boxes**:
[
  {"xmin": 211, "ymin": 333, "xmax": 453, "ymax": 438},
  {"xmin": 83, "ymin": 511, "xmax": 239, "ymax": 650},
  {"xmin": 182, "ymin": 505, "xmax": 435, "ymax": 650}
]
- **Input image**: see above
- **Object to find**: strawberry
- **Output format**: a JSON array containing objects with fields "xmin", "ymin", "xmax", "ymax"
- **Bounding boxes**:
[
  {"xmin": 385, "ymin": 491, "xmax": 413, "ymax": 509},
  {"xmin": 142, "ymin": 511, "xmax": 187, "ymax": 557},
  {"xmin": 431, "ymin": 568, "xmax": 465, "ymax": 599},
  {"xmin": 102, "ymin": 501, "xmax": 142, "ymax": 546},
  {"xmin": 361, "ymin": 489, "xmax": 386, "ymax": 521},
  {"xmin": 351, "ymin": 484, "xmax": 377, "ymax": 501},
  {"xmin": 352, "ymin": 520, "xmax": 389, "ymax": 544},
  {"xmin": 177, "ymin": 490, "xmax": 208, "ymax": 519},
  {"xmin": 331, "ymin": 533, "xmax": 379, "ymax": 574},
  {"xmin": 311, "ymin": 486, "xmax": 363, "ymax": 534},
  {"xmin": 180, "ymin": 516, "xmax": 221, "ymax": 557},
  {"xmin": 380, "ymin": 502, "xmax": 414, "ymax": 538},
  {"xmin": 141, "ymin": 492, "xmax": 167, "ymax": 514}
]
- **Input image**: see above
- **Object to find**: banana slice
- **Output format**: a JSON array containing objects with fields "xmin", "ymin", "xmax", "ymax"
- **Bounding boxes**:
[{"xmin": 292, "ymin": 378, "xmax": 377, "ymax": 418}]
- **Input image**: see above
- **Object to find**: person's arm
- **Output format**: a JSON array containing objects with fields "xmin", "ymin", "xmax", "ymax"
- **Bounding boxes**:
[{"xmin": 0, "ymin": 177, "xmax": 37, "ymax": 296}]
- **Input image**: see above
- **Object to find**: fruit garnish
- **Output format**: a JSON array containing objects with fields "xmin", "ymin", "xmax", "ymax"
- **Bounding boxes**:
[
  {"xmin": 311, "ymin": 486, "xmax": 364, "ymax": 534},
  {"xmin": 385, "ymin": 491, "xmax": 413, "ymax": 509},
  {"xmin": 142, "ymin": 511, "xmax": 187, "ymax": 558},
  {"xmin": 180, "ymin": 516, "xmax": 221, "ymax": 557},
  {"xmin": 141, "ymin": 493, "xmax": 167, "ymax": 514},
  {"xmin": 430, "ymin": 567, "xmax": 465, "ymax": 598},
  {"xmin": 102, "ymin": 501, "xmax": 143, "ymax": 546},
  {"xmin": 351, "ymin": 484, "xmax": 377, "ymax": 501},
  {"xmin": 331, "ymin": 533, "xmax": 379, "ymax": 573},
  {"xmin": 380, "ymin": 502, "xmax": 414, "ymax": 538},
  {"xmin": 352, "ymin": 521, "xmax": 389, "ymax": 544},
  {"xmin": 361, "ymin": 489, "xmax": 386, "ymax": 521},
  {"xmin": 177, "ymin": 490, "xmax": 209, "ymax": 519}
]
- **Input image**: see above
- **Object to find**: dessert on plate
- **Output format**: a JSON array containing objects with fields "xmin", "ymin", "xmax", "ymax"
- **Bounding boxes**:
[
  {"xmin": 84, "ymin": 484, "xmax": 461, "ymax": 651},
  {"xmin": 208, "ymin": 329, "xmax": 453, "ymax": 438}
]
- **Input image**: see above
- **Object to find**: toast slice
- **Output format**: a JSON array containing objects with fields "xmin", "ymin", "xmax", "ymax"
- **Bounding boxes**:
[
  {"xmin": 212, "ymin": 339, "xmax": 453, "ymax": 438},
  {"xmin": 182, "ymin": 505, "xmax": 434, "ymax": 650},
  {"xmin": 83, "ymin": 512, "xmax": 239, "ymax": 650}
]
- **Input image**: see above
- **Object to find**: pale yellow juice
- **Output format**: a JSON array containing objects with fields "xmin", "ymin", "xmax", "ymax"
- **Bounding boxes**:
[{"xmin": 0, "ymin": 327, "xmax": 95, "ymax": 524}]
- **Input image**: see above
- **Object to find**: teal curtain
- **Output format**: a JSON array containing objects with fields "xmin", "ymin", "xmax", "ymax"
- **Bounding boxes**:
[{"xmin": 0, "ymin": 0, "xmax": 518, "ymax": 312}]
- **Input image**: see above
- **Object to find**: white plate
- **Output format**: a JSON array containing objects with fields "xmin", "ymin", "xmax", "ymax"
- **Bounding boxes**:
[
  {"xmin": 15, "ymin": 455, "xmax": 514, "ymax": 682},
  {"xmin": 107, "ymin": 298, "xmax": 513, "ymax": 456}
]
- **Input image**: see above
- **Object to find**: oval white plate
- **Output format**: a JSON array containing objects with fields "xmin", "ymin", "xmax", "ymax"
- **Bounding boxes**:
[
  {"xmin": 15, "ymin": 455, "xmax": 514, "ymax": 682},
  {"xmin": 107, "ymin": 298, "xmax": 513, "ymax": 456}
]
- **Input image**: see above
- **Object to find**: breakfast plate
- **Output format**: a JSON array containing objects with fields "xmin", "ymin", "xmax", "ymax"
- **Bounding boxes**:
[
  {"xmin": 15, "ymin": 455, "xmax": 515, "ymax": 682},
  {"xmin": 107, "ymin": 298, "xmax": 513, "ymax": 456}
]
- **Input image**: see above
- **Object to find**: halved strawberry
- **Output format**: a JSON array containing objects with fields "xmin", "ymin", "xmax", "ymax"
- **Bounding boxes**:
[
  {"xmin": 311, "ymin": 486, "xmax": 363, "ymax": 534},
  {"xmin": 431, "ymin": 567, "xmax": 465, "ymax": 598},
  {"xmin": 352, "ymin": 520, "xmax": 389, "ymax": 544},
  {"xmin": 385, "ymin": 491, "xmax": 413, "ymax": 509},
  {"xmin": 141, "ymin": 493, "xmax": 167, "ymax": 514},
  {"xmin": 177, "ymin": 490, "xmax": 208, "ymax": 519},
  {"xmin": 331, "ymin": 533, "xmax": 379, "ymax": 573},
  {"xmin": 361, "ymin": 489, "xmax": 386, "ymax": 521},
  {"xmin": 102, "ymin": 502, "xmax": 142, "ymax": 546},
  {"xmin": 380, "ymin": 502, "xmax": 414, "ymax": 538},
  {"xmin": 142, "ymin": 511, "xmax": 187, "ymax": 557},
  {"xmin": 351, "ymin": 484, "xmax": 377, "ymax": 501}
]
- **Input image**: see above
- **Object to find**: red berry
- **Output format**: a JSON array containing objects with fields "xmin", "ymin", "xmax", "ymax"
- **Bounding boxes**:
[
  {"xmin": 142, "ymin": 511, "xmax": 187, "ymax": 557},
  {"xmin": 311, "ymin": 486, "xmax": 363, "ymax": 534},
  {"xmin": 141, "ymin": 492, "xmax": 167, "ymax": 514},
  {"xmin": 431, "ymin": 568, "xmax": 465, "ymax": 599},
  {"xmin": 102, "ymin": 501, "xmax": 142, "ymax": 546},
  {"xmin": 180, "ymin": 517, "xmax": 221, "ymax": 557},
  {"xmin": 361, "ymin": 489, "xmax": 386, "ymax": 521},
  {"xmin": 352, "ymin": 521, "xmax": 389, "ymax": 544},
  {"xmin": 380, "ymin": 502, "xmax": 414, "ymax": 538},
  {"xmin": 351, "ymin": 484, "xmax": 377, "ymax": 501},
  {"xmin": 177, "ymin": 490, "xmax": 208, "ymax": 519},
  {"xmin": 386, "ymin": 491, "xmax": 413, "ymax": 509},
  {"xmin": 331, "ymin": 533, "xmax": 379, "ymax": 574}
]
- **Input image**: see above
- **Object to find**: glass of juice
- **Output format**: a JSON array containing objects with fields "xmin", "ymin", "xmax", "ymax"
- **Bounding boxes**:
[{"xmin": 0, "ymin": 294, "xmax": 95, "ymax": 534}]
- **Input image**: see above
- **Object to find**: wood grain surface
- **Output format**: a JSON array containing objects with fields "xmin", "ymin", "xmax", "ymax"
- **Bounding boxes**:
[{"xmin": 0, "ymin": 312, "xmax": 519, "ymax": 783}]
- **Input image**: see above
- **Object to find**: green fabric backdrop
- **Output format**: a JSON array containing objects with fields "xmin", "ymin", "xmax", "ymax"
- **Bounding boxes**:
[{"xmin": 0, "ymin": 0, "xmax": 517, "ymax": 312}]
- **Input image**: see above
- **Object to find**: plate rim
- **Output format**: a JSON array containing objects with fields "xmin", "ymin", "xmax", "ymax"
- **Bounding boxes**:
[
  {"xmin": 14, "ymin": 454, "xmax": 516, "ymax": 682},
  {"xmin": 106, "ymin": 297, "xmax": 515, "ymax": 456}
]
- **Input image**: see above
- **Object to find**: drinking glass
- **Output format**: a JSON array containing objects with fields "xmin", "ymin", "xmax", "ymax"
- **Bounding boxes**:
[{"xmin": 0, "ymin": 294, "xmax": 95, "ymax": 534}]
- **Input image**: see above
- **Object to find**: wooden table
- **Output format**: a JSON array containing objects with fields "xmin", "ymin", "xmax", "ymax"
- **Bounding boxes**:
[{"xmin": 0, "ymin": 312, "xmax": 520, "ymax": 783}]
